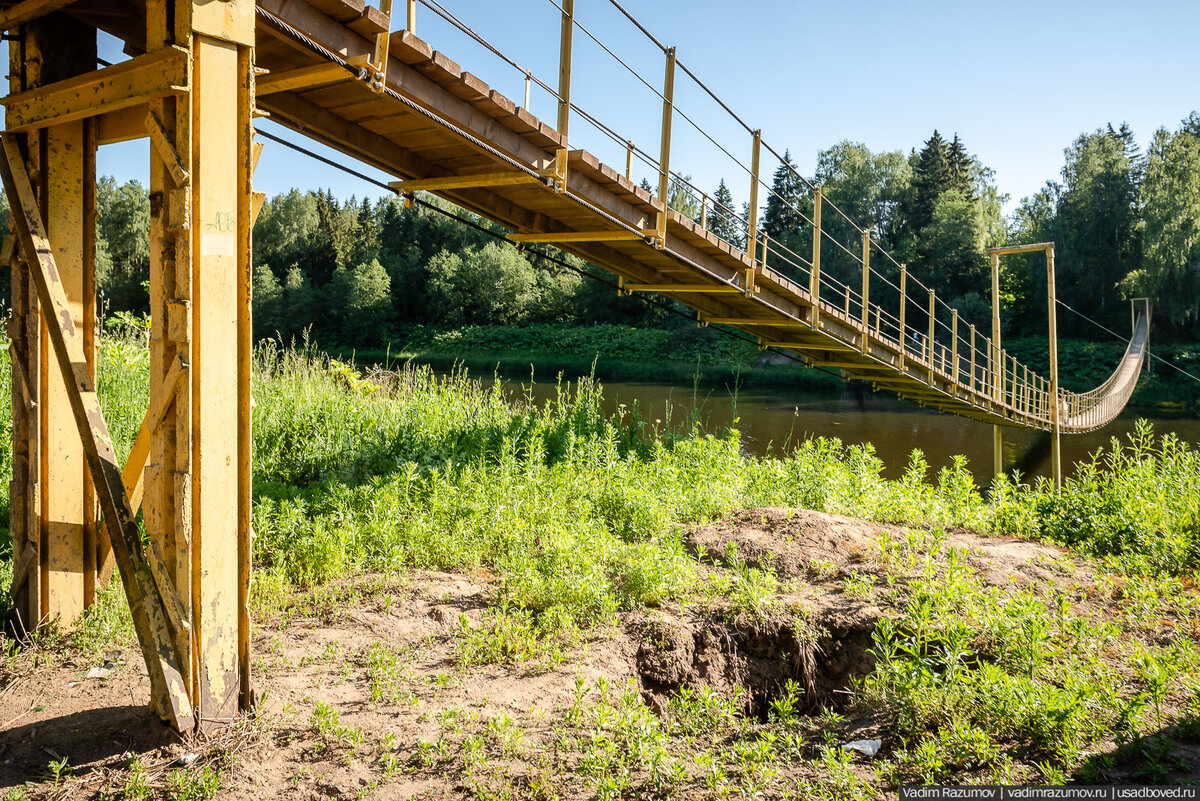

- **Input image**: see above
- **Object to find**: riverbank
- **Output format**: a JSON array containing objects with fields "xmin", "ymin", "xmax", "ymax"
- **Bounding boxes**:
[
  {"xmin": 3, "ymin": 344, "xmax": 1200, "ymax": 796},
  {"xmin": 336, "ymin": 322, "xmax": 842, "ymax": 391},
  {"xmin": 328, "ymin": 323, "xmax": 1200, "ymax": 411}
]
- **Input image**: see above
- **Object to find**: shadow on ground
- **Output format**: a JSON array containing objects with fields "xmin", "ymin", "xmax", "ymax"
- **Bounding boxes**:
[{"xmin": 0, "ymin": 705, "xmax": 177, "ymax": 787}]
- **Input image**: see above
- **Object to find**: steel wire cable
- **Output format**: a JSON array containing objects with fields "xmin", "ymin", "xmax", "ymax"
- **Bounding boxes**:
[
  {"xmin": 417, "ymin": 0, "xmax": 560, "ymax": 100},
  {"xmin": 605, "ymin": 0, "xmax": 668, "ymax": 52},
  {"xmin": 413, "ymin": 0, "xmax": 870, "ymax": 298},
  {"xmin": 1056, "ymin": 300, "xmax": 1200, "ymax": 384},
  {"xmin": 257, "ymin": 3, "xmax": 1152, "ymax": 423},
  {"xmin": 251, "ymin": 127, "xmax": 870, "ymax": 382}
]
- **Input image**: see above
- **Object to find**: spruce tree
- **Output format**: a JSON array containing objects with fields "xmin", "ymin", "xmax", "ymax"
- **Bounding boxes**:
[
  {"xmin": 759, "ymin": 150, "xmax": 809, "ymax": 265},
  {"xmin": 902, "ymin": 128, "xmax": 955, "ymax": 239},
  {"xmin": 352, "ymin": 196, "xmax": 379, "ymax": 264},
  {"xmin": 708, "ymin": 178, "xmax": 740, "ymax": 247},
  {"xmin": 946, "ymin": 134, "xmax": 975, "ymax": 199},
  {"xmin": 904, "ymin": 130, "xmax": 952, "ymax": 234}
]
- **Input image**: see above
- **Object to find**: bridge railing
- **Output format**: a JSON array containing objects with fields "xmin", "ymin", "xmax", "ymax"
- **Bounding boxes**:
[{"xmin": 409, "ymin": 0, "xmax": 1126, "ymax": 428}]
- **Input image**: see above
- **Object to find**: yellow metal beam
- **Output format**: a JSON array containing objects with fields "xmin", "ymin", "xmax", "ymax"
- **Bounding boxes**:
[
  {"xmin": 771, "ymin": 341, "xmax": 857, "ymax": 352},
  {"xmin": 146, "ymin": 111, "xmax": 190, "ymax": 187},
  {"xmin": 704, "ymin": 318, "xmax": 808, "ymax": 327},
  {"xmin": 509, "ymin": 229, "xmax": 654, "ymax": 244},
  {"xmin": 390, "ymin": 172, "xmax": 543, "ymax": 193},
  {"xmin": 987, "ymin": 242, "xmax": 1053, "ymax": 256},
  {"xmin": 251, "ymin": 191, "xmax": 266, "ymax": 226},
  {"xmin": 370, "ymin": 0, "xmax": 394, "ymax": 93},
  {"xmin": 810, "ymin": 185, "xmax": 821, "ymax": 327},
  {"xmin": 0, "ymin": 0, "xmax": 77, "ymax": 30},
  {"xmin": 96, "ymin": 355, "xmax": 188, "ymax": 589},
  {"xmin": 557, "ymin": 0, "xmax": 573, "ymax": 138},
  {"xmin": 42, "ymin": 121, "xmax": 88, "ymax": 625},
  {"xmin": 0, "ymin": 134, "xmax": 194, "ymax": 730},
  {"xmin": 623, "ymin": 283, "xmax": 742, "ymax": 293},
  {"xmin": 745, "ymin": 129, "xmax": 761, "ymax": 292},
  {"xmin": 653, "ymin": 46, "xmax": 675, "ymax": 248},
  {"xmin": 255, "ymin": 63, "xmax": 352, "ymax": 96},
  {"xmin": 824, "ymin": 362, "xmax": 895, "ymax": 371},
  {"xmin": 190, "ymin": 26, "xmax": 250, "ymax": 726},
  {"xmin": 96, "ymin": 104, "xmax": 150, "ymax": 145},
  {"xmin": 3, "ymin": 47, "xmax": 189, "ymax": 131}
]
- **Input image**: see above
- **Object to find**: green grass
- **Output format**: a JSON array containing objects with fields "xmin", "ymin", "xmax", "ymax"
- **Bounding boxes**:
[
  {"xmin": 5, "ymin": 337, "xmax": 1199, "ymax": 637},
  {"xmin": 4, "ymin": 337, "xmax": 1200, "ymax": 793}
]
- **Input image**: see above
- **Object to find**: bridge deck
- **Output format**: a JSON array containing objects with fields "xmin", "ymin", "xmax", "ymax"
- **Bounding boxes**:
[{"xmin": 71, "ymin": 0, "xmax": 1145, "ymax": 434}]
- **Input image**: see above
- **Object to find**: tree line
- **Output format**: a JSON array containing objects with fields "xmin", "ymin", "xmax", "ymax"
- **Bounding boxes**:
[{"xmin": 1, "ymin": 112, "xmax": 1196, "ymax": 346}]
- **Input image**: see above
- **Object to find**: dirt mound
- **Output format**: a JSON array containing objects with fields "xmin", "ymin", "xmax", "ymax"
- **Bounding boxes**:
[
  {"xmin": 687, "ymin": 507, "xmax": 1087, "ymax": 589},
  {"xmin": 620, "ymin": 507, "xmax": 1091, "ymax": 720}
]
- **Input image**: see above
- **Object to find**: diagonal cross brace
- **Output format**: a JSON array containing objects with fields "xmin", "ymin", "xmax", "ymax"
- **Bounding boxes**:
[{"xmin": 0, "ymin": 134, "xmax": 194, "ymax": 730}]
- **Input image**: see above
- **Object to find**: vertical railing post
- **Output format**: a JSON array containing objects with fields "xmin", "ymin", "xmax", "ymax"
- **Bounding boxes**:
[
  {"xmin": 1023, "ymin": 364, "xmax": 1030, "ymax": 416},
  {"xmin": 927, "ymin": 289, "xmax": 936, "ymax": 383},
  {"xmin": 810, "ymin": 185, "xmax": 822, "ymax": 327},
  {"xmin": 898, "ymin": 263, "xmax": 906, "ymax": 368},
  {"xmin": 746, "ymin": 129, "xmax": 761, "ymax": 293},
  {"xmin": 369, "ymin": 0, "xmax": 394, "ymax": 92},
  {"xmin": 557, "ymin": 0, "xmax": 574, "ymax": 140},
  {"xmin": 951, "ymin": 310, "xmax": 959, "ymax": 386},
  {"xmin": 969, "ymin": 325, "xmax": 976, "ymax": 393},
  {"xmin": 860, "ymin": 231, "xmax": 870, "ymax": 351},
  {"xmin": 1010, "ymin": 354, "xmax": 1017, "ymax": 408},
  {"xmin": 523, "ymin": 70, "xmax": 531, "ymax": 110},
  {"xmin": 700, "ymin": 191, "xmax": 708, "ymax": 230},
  {"xmin": 407, "ymin": 0, "xmax": 416, "ymax": 32},
  {"xmin": 654, "ymin": 46, "xmax": 676, "ymax": 249},
  {"xmin": 625, "ymin": 140, "xmax": 633, "ymax": 181},
  {"xmin": 1047, "ymin": 245, "xmax": 1062, "ymax": 489},
  {"xmin": 1001, "ymin": 349, "xmax": 1008, "ymax": 405}
]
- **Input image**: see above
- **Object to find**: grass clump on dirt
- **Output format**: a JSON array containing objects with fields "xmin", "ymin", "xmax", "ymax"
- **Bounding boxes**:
[{"xmin": 3, "ymin": 339, "xmax": 1200, "ymax": 797}]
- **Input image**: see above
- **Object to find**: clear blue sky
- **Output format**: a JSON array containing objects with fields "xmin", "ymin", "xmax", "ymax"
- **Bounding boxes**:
[{"xmin": 9, "ymin": 0, "xmax": 1199, "ymax": 219}]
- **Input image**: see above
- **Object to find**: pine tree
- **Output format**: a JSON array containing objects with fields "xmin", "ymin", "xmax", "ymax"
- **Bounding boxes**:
[
  {"xmin": 377, "ymin": 197, "xmax": 411, "ymax": 259},
  {"xmin": 759, "ymin": 150, "xmax": 809, "ymax": 265},
  {"xmin": 352, "ymin": 196, "xmax": 379, "ymax": 265},
  {"xmin": 946, "ymin": 134, "xmax": 974, "ymax": 199},
  {"xmin": 708, "ymin": 178, "xmax": 740, "ymax": 247},
  {"xmin": 903, "ymin": 130, "xmax": 952, "ymax": 235}
]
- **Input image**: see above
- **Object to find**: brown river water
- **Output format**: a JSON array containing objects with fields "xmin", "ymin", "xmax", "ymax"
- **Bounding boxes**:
[{"xmin": 482, "ymin": 376, "xmax": 1200, "ymax": 485}]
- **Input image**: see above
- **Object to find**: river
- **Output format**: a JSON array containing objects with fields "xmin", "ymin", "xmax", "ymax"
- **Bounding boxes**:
[{"xmin": 483, "ymin": 374, "xmax": 1200, "ymax": 485}]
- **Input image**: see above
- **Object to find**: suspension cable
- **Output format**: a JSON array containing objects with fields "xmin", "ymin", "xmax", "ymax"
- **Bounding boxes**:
[
  {"xmin": 1055, "ymin": 300, "xmax": 1200, "ymax": 384},
  {"xmin": 251, "ymin": 127, "xmax": 867, "ymax": 385},
  {"xmin": 417, "ymin": 0, "xmax": 560, "ymax": 100},
  {"xmin": 605, "ymin": 0, "xmax": 668, "ymax": 52}
]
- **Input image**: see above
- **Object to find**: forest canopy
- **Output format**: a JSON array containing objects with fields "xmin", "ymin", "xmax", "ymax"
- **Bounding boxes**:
[{"xmin": 2, "ymin": 114, "xmax": 1197, "ymax": 348}]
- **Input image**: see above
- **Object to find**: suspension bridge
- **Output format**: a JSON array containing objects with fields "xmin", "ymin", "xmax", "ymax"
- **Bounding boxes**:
[{"xmin": 0, "ymin": 0, "xmax": 1151, "ymax": 730}]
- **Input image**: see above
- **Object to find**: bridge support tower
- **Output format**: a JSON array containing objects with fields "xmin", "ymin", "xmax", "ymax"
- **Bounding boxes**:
[
  {"xmin": 987, "ymin": 242, "xmax": 1061, "ymax": 490},
  {"xmin": 2, "ymin": 0, "xmax": 256, "ymax": 730}
]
